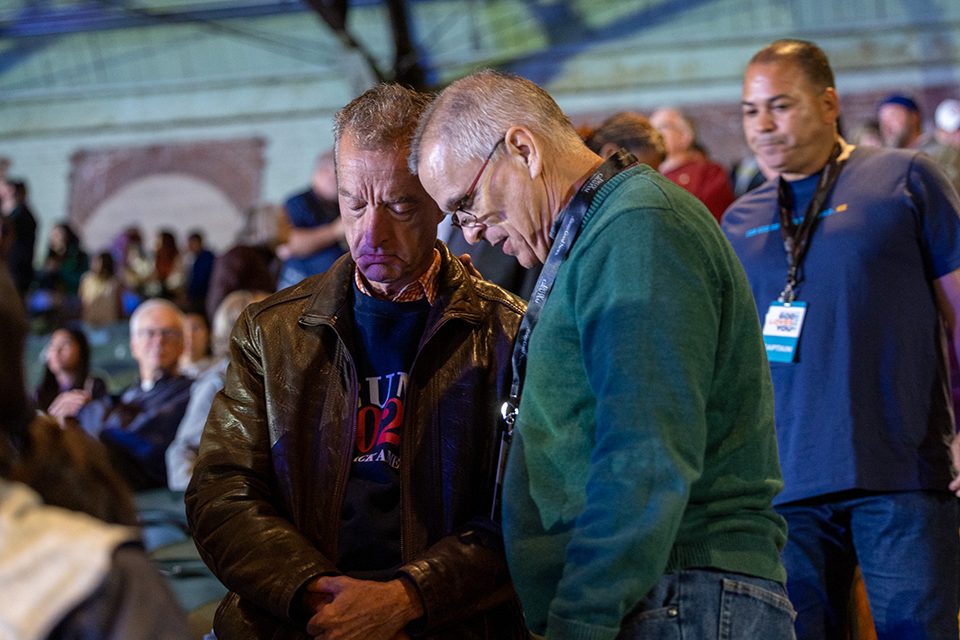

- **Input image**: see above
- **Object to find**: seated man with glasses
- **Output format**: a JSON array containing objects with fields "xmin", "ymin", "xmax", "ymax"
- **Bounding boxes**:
[{"xmin": 55, "ymin": 298, "xmax": 193, "ymax": 491}]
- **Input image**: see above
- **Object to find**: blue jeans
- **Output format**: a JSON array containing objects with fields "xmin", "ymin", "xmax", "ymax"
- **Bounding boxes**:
[
  {"xmin": 777, "ymin": 490, "xmax": 959, "ymax": 640},
  {"xmin": 616, "ymin": 569, "xmax": 796, "ymax": 639}
]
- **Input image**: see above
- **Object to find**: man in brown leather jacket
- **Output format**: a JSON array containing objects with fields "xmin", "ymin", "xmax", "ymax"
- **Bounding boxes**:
[{"xmin": 185, "ymin": 84, "xmax": 528, "ymax": 640}]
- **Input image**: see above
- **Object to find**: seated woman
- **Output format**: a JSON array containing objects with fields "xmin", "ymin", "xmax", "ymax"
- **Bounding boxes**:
[
  {"xmin": 35, "ymin": 327, "xmax": 107, "ymax": 414},
  {"xmin": 178, "ymin": 312, "xmax": 214, "ymax": 379},
  {"xmin": 78, "ymin": 251, "xmax": 123, "ymax": 328},
  {"xmin": 167, "ymin": 290, "xmax": 267, "ymax": 490}
]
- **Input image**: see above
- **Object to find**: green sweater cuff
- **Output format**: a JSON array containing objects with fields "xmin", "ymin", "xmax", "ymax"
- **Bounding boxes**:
[{"xmin": 546, "ymin": 612, "xmax": 619, "ymax": 640}]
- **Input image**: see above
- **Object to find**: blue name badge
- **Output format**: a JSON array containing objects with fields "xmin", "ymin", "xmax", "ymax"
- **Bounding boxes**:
[{"xmin": 762, "ymin": 301, "xmax": 807, "ymax": 363}]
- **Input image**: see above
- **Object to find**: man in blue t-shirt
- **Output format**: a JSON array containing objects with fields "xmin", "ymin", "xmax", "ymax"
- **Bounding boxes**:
[
  {"xmin": 724, "ymin": 39, "xmax": 960, "ymax": 639},
  {"xmin": 276, "ymin": 150, "xmax": 346, "ymax": 290}
]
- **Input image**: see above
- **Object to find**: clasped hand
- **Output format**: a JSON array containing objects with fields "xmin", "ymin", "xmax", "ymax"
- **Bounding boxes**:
[{"xmin": 303, "ymin": 575, "xmax": 422, "ymax": 640}]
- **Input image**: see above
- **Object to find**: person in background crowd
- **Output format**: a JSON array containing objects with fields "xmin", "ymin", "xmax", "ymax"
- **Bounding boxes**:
[
  {"xmin": 35, "ymin": 326, "xmax": 107, "ymax": 414},
  {"xmin": 852, "ymin": 119, "xmax": 883, "ymax": 148},
  {"xmin": 54, "ymin": 299, "xmax": 193, "ymax": 491},
  {"xmin": 166, "ymin": 289, "xmax": 269, "ymax": 491},
  {"xmin": 730, "ymin": 154, "xmax": 774, "ymax": 197},
  {"xmin": 650, "ymin": 107, "xmax": 736, "ymax": 222},
  {"xmin": 205, "ymin": 243, "xmax": 277, "ymax": 321},
  {"xmin": 877, "ymin": 93, "xmax": 932, "ymax": 150},
  {"xmin": 31, "ymin": 221, "xmax": 88, "ymax": 322},
  {"xmin": 149, "ymin": 228, "xmax": 183, "ymax": 299},
  {"xmin": 0, "ymin": 267, "xmax": 190, "ymax": 639},
  {"xmin": 723, "ymin": 39, "xmax": 960, "ymax": 639},
  {"xmin": 584, "ymin": 111, "xmax": 666, "ymax": 169},
  {"xmin": 79, "ymin": 251, "xmax": 123, "ymax": 327},
  {"xmin": 178, "ymin": 311, "xmax": 214, "ymax": 379},
  {"xmin": 182, "ymin": 229, "xmax": 216, "ymax": 315},
  {"xmin": 276, "ymin": 150, "xmax": 346, "ymax": 289},
  {"xmin": 0, "ymin": 177, "xmax": 37, "ymax": 300},
  {"xmin": 186, "ymin": 83, "xmax": 528, "ymax": 639},
  {"xmin": 928, "ymin": 98, "xmax": 960, "ymax": 194},
  {"xmin": 115, "ymin": 227, "xmax": 153, "ymax": 315},
  {"xmin": 413, "ymin": 68, "xmax": 792, "ymax": 640}
]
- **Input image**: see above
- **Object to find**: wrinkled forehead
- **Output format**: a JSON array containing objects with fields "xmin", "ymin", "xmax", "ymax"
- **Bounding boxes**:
[
  {"xmin": 337, "ymin": 135, "xmax": 409, "ymax": 175},
  {"xmin": 338, "ymin": 153, "xmax": 425, "ymax": 198}
]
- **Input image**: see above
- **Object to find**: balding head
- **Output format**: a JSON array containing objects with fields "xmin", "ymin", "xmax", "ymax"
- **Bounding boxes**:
[
  {"xmin": 412, "ymin": 70, "xmax": 602, "ymax": 268},
  {"xmin": 409, "ymin": 69, "xmax": 584, "ymax": 175},
  {"xmin": 650, "ymin": 107, "xmax": 697, "ymax": 158},
  {"xmin": 748, "ymin": 38, "xmax": 835, "ymax": 92}
]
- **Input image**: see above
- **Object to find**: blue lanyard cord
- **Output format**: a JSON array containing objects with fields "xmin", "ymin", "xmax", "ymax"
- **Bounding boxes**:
[
  {"xmin": 491, "ymin": 149, "xmax": 637, "ymax": 518},
  {"xmin": 507, "ymin": 149, "xmax": 638, "ymax": 408}
]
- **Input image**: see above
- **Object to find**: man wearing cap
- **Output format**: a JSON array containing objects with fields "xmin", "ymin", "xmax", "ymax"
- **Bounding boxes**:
[
  {"xmin": 724, "ymin": 39, "xmax": 960, "ymax": 638},
  {"xmin": 877, "ymin": 93, "xmax": 930, "ymax": 149}
]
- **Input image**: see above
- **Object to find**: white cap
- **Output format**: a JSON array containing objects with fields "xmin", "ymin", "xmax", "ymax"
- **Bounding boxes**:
[{"xmin": 935, "ymin": 99, "xmax": 960, "ymax": 133}]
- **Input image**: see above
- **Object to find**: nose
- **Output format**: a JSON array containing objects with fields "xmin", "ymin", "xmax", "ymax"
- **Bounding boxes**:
[
  {"xmin": 462, "ymin": 225, "xmax": 484, "ymax": 245},
  {"xmin": 362, "ymin": 205, "xmax": 392, "ymax": 248}
]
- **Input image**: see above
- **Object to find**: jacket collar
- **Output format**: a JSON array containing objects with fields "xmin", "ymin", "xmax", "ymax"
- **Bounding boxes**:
[{"xmin": 299, "ymin": 241, "xmax": 485, "ymax": 332}]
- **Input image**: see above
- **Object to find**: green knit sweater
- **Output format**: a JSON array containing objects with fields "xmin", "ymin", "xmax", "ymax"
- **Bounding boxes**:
[{"xmin": 501, "ymin": 165, "xmax": 787, "ymax": 640}]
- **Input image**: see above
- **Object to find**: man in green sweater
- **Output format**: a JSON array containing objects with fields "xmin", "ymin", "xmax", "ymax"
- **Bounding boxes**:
[{"xmin": 410, "ymin": 70, "xmax": 794, "ymax": 640}]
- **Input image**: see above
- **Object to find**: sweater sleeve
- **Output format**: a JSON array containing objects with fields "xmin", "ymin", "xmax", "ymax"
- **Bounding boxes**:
[
  {"xmin": 545, "ymin": 205, "xmax": 717, "ymax": 640},
  {"xmin": 166, "ymin": 366, "xmax": 226, "ymax": 491}
]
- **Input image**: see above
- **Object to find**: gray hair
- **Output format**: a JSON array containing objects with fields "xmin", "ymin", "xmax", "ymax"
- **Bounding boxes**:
[
  {"xmin": 333, "ymin": 84, "xmax": 434, "ymax": 161},
  {"xmin": 409, "ymin": 69, "xmax": 583, "ymax": 174},
  {"xmin": 130, "ymin": 298, "xmax": 184, "ymax": 335},
  {"xmin": 211, "ymin": 290, "xmax": 269, "ymax": 358}
]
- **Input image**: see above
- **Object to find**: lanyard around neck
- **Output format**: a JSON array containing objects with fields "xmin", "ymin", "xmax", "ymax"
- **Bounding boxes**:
[
  {"xmin": 490, "ymin": 149, "xmax": 637, "ymax": 519},
  {"xmin": 502, "ymin": 149, "xmax": 638, "ymax": 427},
  {"xmin": 776, "ymin": 142, "xmax": 845, "ymax": 303}
]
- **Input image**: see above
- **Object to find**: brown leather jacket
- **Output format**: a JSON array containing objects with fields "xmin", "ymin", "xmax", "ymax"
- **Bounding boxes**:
[{"xmin": 185, "ymin": 243, "xmax": 528, "ymax": 639}]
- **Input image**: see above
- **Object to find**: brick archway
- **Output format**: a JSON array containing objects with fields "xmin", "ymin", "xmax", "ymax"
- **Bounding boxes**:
[{"xmin": 68, "ymin": 138, "xmax": 265, "ymax": 230}]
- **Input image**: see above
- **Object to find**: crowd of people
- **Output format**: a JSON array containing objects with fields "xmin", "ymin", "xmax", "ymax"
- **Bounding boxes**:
[{"xmin": 2, "ymin": 37, "xmax": 960, "ymax": 640}]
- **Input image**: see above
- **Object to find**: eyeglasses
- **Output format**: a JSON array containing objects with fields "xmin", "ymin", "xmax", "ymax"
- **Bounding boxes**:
[
  {"xmin": 135, "ymin": 328, "xmax": 182, "ymax": 341},
  {"xmin": 450, "ymin": 138, "xmax": 504, "ymax": 228}
]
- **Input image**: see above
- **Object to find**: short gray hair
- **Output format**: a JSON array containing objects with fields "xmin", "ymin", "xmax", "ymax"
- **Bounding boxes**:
[
  {"xmin": 333, "ymin": 84, "xmax": 434, "ymax": 161},
  {"xmin": 409, "ymin": 69, "xmax": 583, "ymax": 174},
  {"xmin": 130, "ymin": 298, "xmax": 184, "ymax": 335}
]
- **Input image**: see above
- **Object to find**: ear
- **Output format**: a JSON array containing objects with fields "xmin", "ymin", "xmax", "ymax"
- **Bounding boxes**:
[
  {"xmin": 821, "ymin": 87, "xmax": 841, "ymax": 125},
  {"xmin": 504, "ymin": 125, "xmax": 543, "ymax": 180}
]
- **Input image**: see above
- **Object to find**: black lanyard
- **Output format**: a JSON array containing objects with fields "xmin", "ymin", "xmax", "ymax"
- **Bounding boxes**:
[
  {"xmin": 776, "ymin": 143, "xmax": 845, "ymax": 302},
  {"xmin": 490, "ymin": 149, "xmax": 637, "ymax": 518}
]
